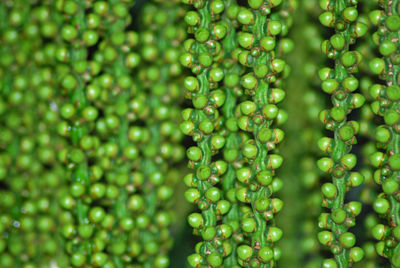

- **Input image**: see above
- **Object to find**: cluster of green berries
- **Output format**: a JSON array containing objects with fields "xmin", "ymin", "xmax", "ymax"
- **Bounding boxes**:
[
  {"xmin": 53, "ymin": 1, "xmax": 146, "ymax": 267},
  {"xmin": 180, "ymin": 1, "xmax": 243, "ymax": 267},
  {"xmin": 0, "ymin": 0, "xmax": 185, "ymax": 267},
  {"xmin": 354, "ymin": 2, "xmax": 383, "ymax": 266},
  {"xmin": 317, "ymin": 0, "xmax": 368, "ymax": 267},
  {"xmin": 181, "ymin": 0, "xmax": 247, "ymax": 267},
  {"xmin": 0, "ymin": 2, "xmax": 69, "ymax": 267},
  {"xmin": 232, "ymin": 1, "xmax": 294, "ymax": 267},
  {"xmin": 367, "ymin": 1, "xmax": 400, "ymax": 267},
  {"xmin": 180, "ymin": 0, "xmax": 295, "ymax": 267},
  {"xmin": 55, "ymin": 0, "xmax": 186, "ymax": 267},
  {"xmin": 3, "ymin": 0, "xmax": 400, "ymax": 267}
]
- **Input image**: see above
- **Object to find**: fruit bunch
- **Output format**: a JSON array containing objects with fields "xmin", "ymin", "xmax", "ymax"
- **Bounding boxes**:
[
  {"xmin": 54, "ymin": 0, "xmax": 186, "ymax": 267},
  {"xmin": 0, "ymin": 2, "xmax": 69, "ymax": 267},
  {"xmin": 1, "ymin": 0, "xmax": 185, "ymax": 267},
  {"xmin": 3, "ymin": 0, "xmax": 400, "ymax": 267},
  {"xmin": 368, "ymin": 1, "xmax": 400, "ymax": 267},
  {"xmin": 316, "ymin": 0, "xmax": 368, "ymax": 266},
  {"xmin": 180, "ymin": 0, "xmax": 295, "ymax": 267}
]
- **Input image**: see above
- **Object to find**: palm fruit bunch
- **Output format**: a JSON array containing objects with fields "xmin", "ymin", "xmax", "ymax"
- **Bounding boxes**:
[
  {"xmin": 367, "ymin": 1, "xmax": 400, "ymax": 267},
  {"xmin": 0, "ymin": 1, "xmax": 69, "ymax": 267},
  {"xmin": 3, "ymin": 0, "xmax": 400, "ymax": 267},
  {"xmin": 52, "ymin": 0, "xmax": 185, "ymax": 267},
  {"xmin": 180, "ymin": 0, "xmax": 295, "ymax": 267},
  {"xmin": 53, "ymin": 1, "xmax": 141, "ymax": 267},
  {"xmin": 316, "ymin": 0, "xmax": 368, "ymax": 267},
  {"xmin": 0, "ymin": 0, "xmax": 185, "ymax": 267}
]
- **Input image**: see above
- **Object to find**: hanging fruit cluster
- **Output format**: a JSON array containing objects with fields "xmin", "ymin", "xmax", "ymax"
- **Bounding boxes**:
[
  {"xmin": 316, "ymin": 0, "xmax": 367, "ymax": 266},
  {"xmin": 180, "ymin": 0, "xmax": 295, "ymax": 267},
  {"xmin": 2, "ymin": 0, "xmax": 400, "ymax": 267},
  {"xmin": 0, "ymin": 0, "xmax": 185, "ymax": 267},
  {"xmin": 368, "ymin": 1, "xmax": 400, "ymax": 267}
]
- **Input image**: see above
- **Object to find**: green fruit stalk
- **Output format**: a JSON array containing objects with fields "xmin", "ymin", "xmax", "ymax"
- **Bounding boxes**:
[
  {"xmin": 181, "ymin": 0, "xmax": 294, "ymax": 267},
  {"xmin": 54, "ymin": 1, "xmax": 138, "ymax": 267},
  {"xmin": 218, "ymin": 1, "xmax": 245, "ymax": 267},
  {"xmin": 89, "ymin": 1, "xmax": 141, "ymax": 267},
  {"xmin": 367, "ymin": 1, "xmax": 400, "ymax": 266},
  {"xmin": 0, "ymin": 2, "xmax": 67, "ymax": 267},
  {"xmin": 354, "ymin": 2, "xmax": 381, "ymax": 266},
  {"xmin": 317, "ymin": 0, "xmax": 368, "ymax": 267},
  {"xmin": 233, "ymin": 1, "xmax": 294, "ymax": 266},
  {"xmin": 184, "ymin": 0, "xmax": 248, "ymax": 266},
  {"xmin": 181, "ymin": 1, "xmax": 245, "ymax": 267},
  {"xmin": 4, "ymin": 1, "xmax": 400, "ymax": 267},
  {"xmin": 180, "ymin": 0, "xmax": 236, "ymax": 266},
  {"xmin": 54, "ymin": 0, "xmax": 186, "ymax": 266}
]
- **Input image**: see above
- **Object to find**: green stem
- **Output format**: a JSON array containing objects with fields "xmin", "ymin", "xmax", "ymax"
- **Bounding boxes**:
[{"xmin": 221, "ymin": 1, "xmax": 241, "ymax": 266}]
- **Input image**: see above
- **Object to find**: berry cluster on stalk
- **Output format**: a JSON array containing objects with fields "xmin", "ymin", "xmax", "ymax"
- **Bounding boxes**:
[
  {"xmin": 51, "ymin": 0, "xmax": 184, "ymax": 266},
  {"xmin": 53, "ymin": 1, "xmax": 144, "ymax": 267},
  {"xmin": 181, "ymin": 0, "xmax": 249, "ymax": 267},
  {"xmin": 180, "ymin": 0, "xmax": 239, "ymax": 266},
  {"xmin": 233, "ymin": 1, "xmax": 294, "ymax": 267},
  {"xmin": 0, "ymin": 2, "xmax": 69, "ymax": 267},
  {"xmin": 352, "ymin": 2, "xmax": 383, "ymax": 266},
  {"xmin": 180, "ymin": 0, "xmax": 295, "ymax": 267},
  {"xmin": 0, "ymin": 0, "xmax": 187, "ymax": 267},
  {"xmin": 317, "ymin": 0, "xmax": 368, "ymax": 267},
  {"xmin": 367, "ymin": 1, "xmax": 400, "ymax": 267}
]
